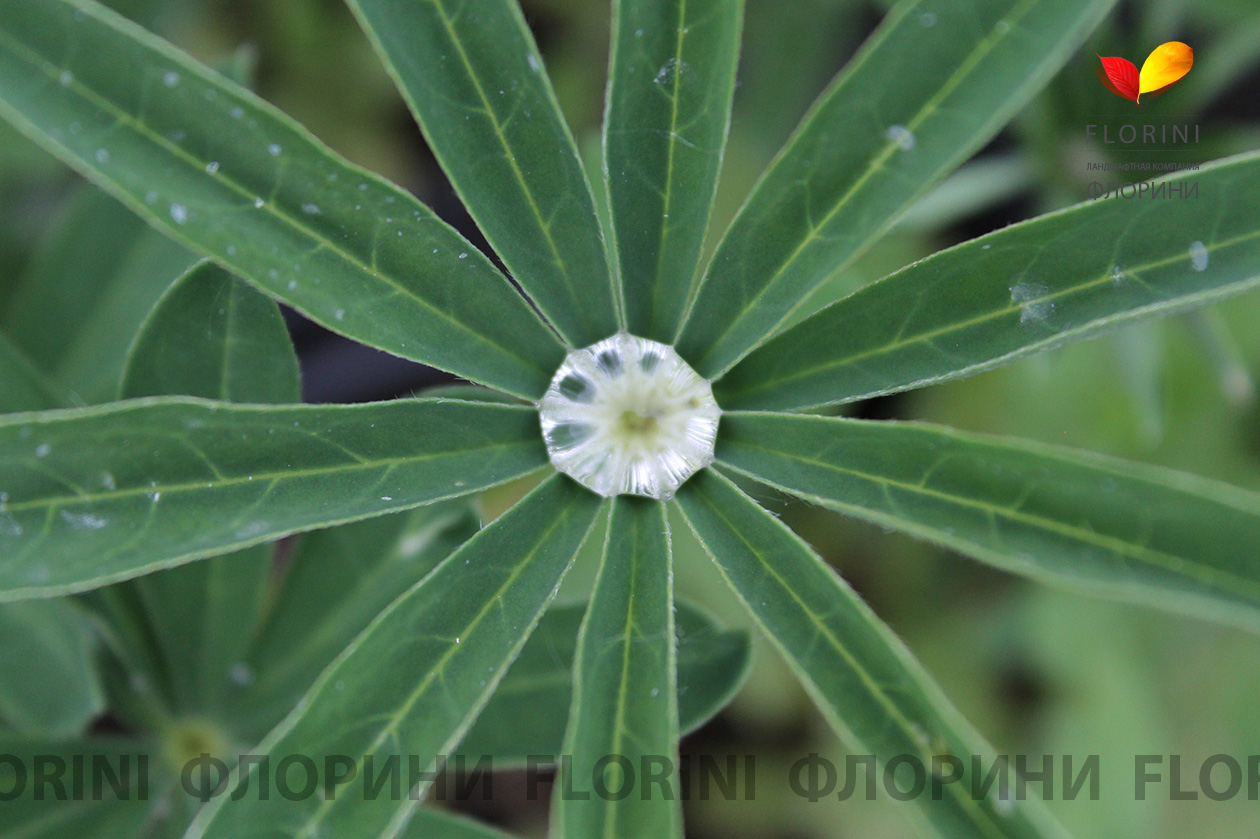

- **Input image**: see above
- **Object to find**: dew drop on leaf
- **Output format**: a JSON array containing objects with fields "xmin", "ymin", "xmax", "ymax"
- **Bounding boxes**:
[
  {"xmin": 1189, "ymin": 240, "xmax": 1209, "ymax": 271},
  {"xmin": 885, "ymin": 125, "xmax": 916, "ymax": 151}
]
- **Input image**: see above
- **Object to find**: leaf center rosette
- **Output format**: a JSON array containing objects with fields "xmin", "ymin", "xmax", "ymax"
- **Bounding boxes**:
[{"xmin": 538, "ymin": 333, "xmax": 720, "ymax": 499}]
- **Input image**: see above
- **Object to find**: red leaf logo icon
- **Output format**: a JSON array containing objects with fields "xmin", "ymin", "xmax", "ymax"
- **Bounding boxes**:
[{"xmin": 1096, "ymin": 55, "xmax": 1140, "ymax": 103}]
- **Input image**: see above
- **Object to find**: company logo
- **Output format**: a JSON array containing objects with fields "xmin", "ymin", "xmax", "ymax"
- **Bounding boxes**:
[{"xmin": 1096, "ymin": 42, "xmax": 1194, "ymax": 104}]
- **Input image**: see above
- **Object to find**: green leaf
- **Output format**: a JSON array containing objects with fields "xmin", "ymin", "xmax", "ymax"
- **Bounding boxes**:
[
  {"xmin": 0, "ymin": 0, "xmax": 564, "ymax": 399},
  {"xmin": 0, "ymin": 332, "xmax": 70, "ymax": 413},
  {"xmin": 675, "ymin": 469, "xmax": 1067, "ymax": 839},
  {"xmin": 186, "ymin": 476, "xmax": 606, "ymax": 839},
  {"xmin": 116, "ymin": 261, "xmax": 299, "ymax": 714},
  {"xmin": 553, "ymin": 498, "xmax": 681, "ymax": 839},
  {"xmin": 676, "ymin": 0, "xmax": 1118, "ymax": 377},
  {"xmin": 0, "ymin": 737, "xmax": 157, "ymax": 838},
  {"xmin": 717, "ymin": 153, "xmax": 1260, "ymax": 410},
  {"xmin": 718, "ymin": 412, "xmax": 1260, "ymax": 631},
  {"xmin": 345, "ymin": 0, "xmax": 618, "ymax": 347},
  {"xmin": 605, "ymin": 0, "xmax": 743, "ymax": 342},
  {"xmin": 121, "ymin": 260, "xmax": 301, "ymax": 403},
  {"xmin": 1, "ymin": 185, "xmax": 194, "ymax": 404},
  {"xmin": 0, "ymin": 600, "xmax": 103, "ymax": 737},
  {"xmin": 458, "ymin": 599, "xmax": 750, "ymax": 765},
  {"xmin": 0, "ymin": 397, "xmax": 547, "ymax": 600},
  {"xmin": 237, "ymin": 503, "xmax": 479, "ymax": 736}
]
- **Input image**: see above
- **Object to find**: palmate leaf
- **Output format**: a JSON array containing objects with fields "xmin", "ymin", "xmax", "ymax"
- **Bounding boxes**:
[
  {"xmin": 187, "ymin": 476, "xmax": 606, "ymax": 839},
  {"xmin": 0, "ymin": 0, "xmax": 564, "ymax": 399},
  {"xmin": 0, "ymin": 398, "xmax": 547, "ymax": 600},
  {"xmin": 717, "ymin": 152, "xmax": 1260, "ymax": 410},
  {"xmin": 604, "ymin": 0, "xmax": 743, "ymax": 342},
  {"xmin": 117, "ymin": 262, "xmax": 297, "ymax": 716},
  {"xmin": 458, "ymin": 599, "xmax": 749, "ymax": 765},
  {"xmin": 553, "ymin": 498, "xmax": 682, "ymax": 839},
  {"xmin": 719, "ymin": 413, "xmax": 1260, "ymax": 631},
  {"xmin": 344, "ymin": 0, "xmax": 618, "ymax": 347},
  {"xmin": 675, "ymin": 469, "xmax": 1068, "ymax": 839},
  {"xmin": 676, "ymin": 0, "xmax": 1119, "ymax": 378}
]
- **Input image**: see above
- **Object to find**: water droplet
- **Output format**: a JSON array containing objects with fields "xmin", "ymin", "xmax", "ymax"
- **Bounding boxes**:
[
  {"xmin": 145, "ymin": 191, "xmax": 159, "ymax": 204},
  {"xmin": 458, "ymin": 252, "xmax": 468, "ymax": 259},
  {"xmin": 302, "ymin": 203, "xmax": 321, "ymax": 215},
  {"xmin": 101, "ymin": 472, "xmax": 116, "ymax": 490},
  {"xmin": 59, "ymin": 70, "xmax": 74, "ymax": 87},
  {"xmin": 885, "ymin": 124, "xmax": 916, "ymax": 151},
  {"xmin": 94, "ymin": 148, "xmax": 109, "ymax": 163},
  {"xmin": 919, "ymin": 11, "xmax": 937, "ymax": 26},
  {"xmin": 226, "ymin": 244, "xmax": 237, "ymax": 256},
  {"xmin": 381, "ymin": 496, "xmax": 393, "ymax": 501},
  {"xmin": 981, "ymin": 243, "xmax": 991, "ymax": 250},
  {"xmin": 231, "ymin": 663, "xmax": 255, "ymax": 686},
  {"xmin": 1010, "ymin": 282, "xmax": 1053, "ymax": 323},
  {"xmin": 205, "ymin": 161, "xmax": 220, "ymax": 174},
  {"xmin": 527, "ymin": 53, "xmax": 541, "ymax": 73},
  {"xmin": 1110, "ymin": 264, "xmax": 1127, "ymax": 284},
  {"xmin": 230, "ymin": 106, "xmax": 244, "ymax": 119},
  {"xmin": 170, "ymin": 203, "xmax": 188, "ymax": 224},
  {"xmin": 162, "ymin": 71, "xmax": 180, "ymax": 88},
  {"xmin": 268, "ymin": 143, "xmax": 283, "ymax": 157},
  {"xmin": 539, "ymin": 333, "xmax": 721, "ymax": 499},
  {"xmin": 1189, "ymin": 240, "xmax": 1209, "ymax": 272},
  {"xmin": 254, "ymin": 197, "xmax": 265, "ymax": 209},
  {"xmin": 334, "ymin": 680, "xmax": 346, "ymax": 692},
  {"xmin": 287, "ymin": 279, "xmax": 297, "ymax": 290},
  {"xmin": 35, "ymin": 443, "xmax": 50, "ymax": 458},
  {"xmin": 60, "ymin": 510, "xmax": 108, "ymax": 530},
  {"xmin": 334, "ymin": 309, "xmax": 345, "ymax": 321},
  {"xmin": 994, "ymin": 19, "xmax": 1012, "ymax": 35},
  {"xmin": 235, "ymin": 521, "xmax": 270, "ymax": 540},
  {"xmin": 655, "ymin": 58, "xmax": 682, "ymax": 85}
]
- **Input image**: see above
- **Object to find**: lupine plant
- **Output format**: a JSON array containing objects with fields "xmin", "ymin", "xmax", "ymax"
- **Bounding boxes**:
[{"xmin": 1, "ymin": 0, "xmax": 1259, "ymax": 838}]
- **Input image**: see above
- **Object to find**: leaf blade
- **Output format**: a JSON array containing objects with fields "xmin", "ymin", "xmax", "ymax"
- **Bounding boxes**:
[
  {"xmin": 0, "ymin": 601, "xmax": 104, "ymax": 737},
  {"xmin": 0, "ymin": 0, "xmax": 563, "ymax": 398},
  {"xmin": 458, "ymin": 600, "xmax": 750, "ymax": 765},
  {"xmin": 186, "ymin": 475, "xmax": 606, "ymax": 839},
  {"xmin": 718, "ymin": 412, "xmax": 1260, "ymax": 631},
  {"xmin": 0, "ymin": 397, "xmax": 547, "ymax": 599},
  {"xmin": 716, "ymin": 153, "xmax": 1260, "ymax": 410},
  {"xmin": 605, "ymin": 0, "xmax": 743, "ymax": 341},
  {"xmin": 676, "ymin": 0, "xmax": 1119, "ymax": 377},
  {"xmin": 346, "ymin": 0, "xmax": 618, "ymax": 346},
  {"xmin": 553, "ymin": 497, "xmax": 682, "ymax": 839},
  {"xmin": 674, "ymin": 469, "xmax": 1067, "ymax": 839}
]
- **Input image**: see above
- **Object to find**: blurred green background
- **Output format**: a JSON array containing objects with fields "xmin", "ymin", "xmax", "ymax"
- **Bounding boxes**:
[{"xmin": 2, "ymin": 1, "xmax": 1259, "ymax": 837}]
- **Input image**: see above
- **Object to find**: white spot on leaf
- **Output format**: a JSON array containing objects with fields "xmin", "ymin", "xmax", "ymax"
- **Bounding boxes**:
[
  {"xmin": 1010, "ymin": 282, "xmax": 1053, "ymax": 323},
  {"xmin": 886, "ymin": 124, "xmax": 916, "ymax": 151},
  {"xmin": 1189, "ymin": 240, "xmax": 1209, "ymax": 272}
]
